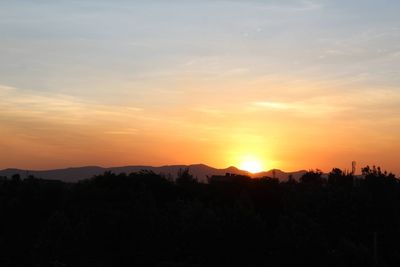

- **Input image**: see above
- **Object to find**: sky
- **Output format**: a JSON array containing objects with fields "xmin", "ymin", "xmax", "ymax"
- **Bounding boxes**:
[{"xmin": 1, "ymin": 0, "xmax": 400, "ymax": 173}]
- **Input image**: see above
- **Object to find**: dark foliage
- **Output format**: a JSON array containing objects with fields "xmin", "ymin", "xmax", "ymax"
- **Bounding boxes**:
[{"xmin": 0, "ymin": 166, "xmax": 399, "ymax": 266}]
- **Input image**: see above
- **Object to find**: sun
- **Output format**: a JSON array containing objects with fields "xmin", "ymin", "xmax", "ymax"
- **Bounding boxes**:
[{"xmin": 240, "ymin": 159, "xmax": 263, "ymax": 173}]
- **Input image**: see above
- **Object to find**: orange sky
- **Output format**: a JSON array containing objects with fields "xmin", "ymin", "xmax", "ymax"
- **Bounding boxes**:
[
  {"xmin": 1, "ymin": 76, "xmax": 399, "ymax": 174},
  {"xmin": 1, "ymin": 1, "xmax": 400, "ymax": 174}
]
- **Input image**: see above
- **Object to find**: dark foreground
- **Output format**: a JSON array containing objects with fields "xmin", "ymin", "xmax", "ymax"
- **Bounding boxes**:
[{"xmin": 1, "ymin": 166, "xmax": 399, "ymax": 266}]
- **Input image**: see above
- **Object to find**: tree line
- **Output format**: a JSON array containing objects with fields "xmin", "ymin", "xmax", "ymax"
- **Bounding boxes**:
[{"xmin": 0, "ymin": 166, "xmax": 399, "ymax": 266}]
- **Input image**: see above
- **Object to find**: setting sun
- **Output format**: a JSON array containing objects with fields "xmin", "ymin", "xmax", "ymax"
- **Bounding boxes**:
[{"xmin": 240, "ymin": 159, "xmax": 264, "ymax": 173}]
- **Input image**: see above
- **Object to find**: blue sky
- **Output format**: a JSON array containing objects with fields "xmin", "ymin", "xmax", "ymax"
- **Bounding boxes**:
[{"xmin": 1, "ymin": 0, "xmax": 399, "ymax": 97}]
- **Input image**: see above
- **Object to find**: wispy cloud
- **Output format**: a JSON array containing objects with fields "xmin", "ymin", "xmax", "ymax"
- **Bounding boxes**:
[
  {"xmin": 192, "ymin": 106, "xmax": 227, "ymax": 117},
  {"xmin": 0, "ymin": 85, "xmax": 144, "ymax": 126},
  {"xmin": 104, "ymin": 128, "xmax": 139, "ymax": 135},
  {"xmin": 252, "ymin": 101, "xmax": 291, "ymax": 110},
  {"xmin": 250, "ymin": 88, "xmax": 400, "ymax": 120},
  {"xmin": 225, "ymin": 0, "xmax": 323, "ymax": 12}
]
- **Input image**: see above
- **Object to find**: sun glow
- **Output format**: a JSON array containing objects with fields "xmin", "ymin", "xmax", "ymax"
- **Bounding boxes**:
[{"xmin": 240, "ymin": 159, "xmax": 264, "ymax": 173}]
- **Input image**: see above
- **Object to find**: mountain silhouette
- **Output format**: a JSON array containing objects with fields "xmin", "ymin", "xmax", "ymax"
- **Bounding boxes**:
[{"xmin": 0, "ymin": 164, "xmax": 306, "ymax": 182}]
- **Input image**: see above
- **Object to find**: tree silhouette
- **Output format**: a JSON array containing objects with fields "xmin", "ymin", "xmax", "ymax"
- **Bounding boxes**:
[
  {"xmin": 0, "ymin": 166, "xmax": 399, "ymax": 266},
  {"xmin": 300, "ymin": 169, "xmax": 324, "ymax": 186},
  {"xmin": 328, "ymin": 168, "xmax": 353, "ymax": 188},
  {"xmin": 176, "ymin": 168, "xmax": 197, "ymax": 185}
]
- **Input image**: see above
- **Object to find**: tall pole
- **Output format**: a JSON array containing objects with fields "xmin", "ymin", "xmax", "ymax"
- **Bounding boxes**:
[{"xmin": 352, "ymin": 161, "xmax": 356, "ymax": 175}]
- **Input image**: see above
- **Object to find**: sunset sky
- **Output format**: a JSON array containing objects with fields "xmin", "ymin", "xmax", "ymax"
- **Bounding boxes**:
[{"xmin": 1, "ymin": 0, "xmax": 400, "ymax": 173}]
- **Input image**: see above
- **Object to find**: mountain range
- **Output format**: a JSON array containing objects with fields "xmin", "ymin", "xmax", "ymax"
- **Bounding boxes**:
[{"xmin": 0, "ymin": 164, "xmax": 307, "ymax": 183}]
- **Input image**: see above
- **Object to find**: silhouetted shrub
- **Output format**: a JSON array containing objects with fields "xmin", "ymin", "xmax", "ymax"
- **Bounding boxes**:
[{"xmin": 0, "ymin": 166, "xmax": 399, "ymax": 266}]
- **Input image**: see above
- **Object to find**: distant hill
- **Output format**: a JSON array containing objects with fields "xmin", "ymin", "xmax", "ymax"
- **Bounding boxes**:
[
  {"xmin": 256, "ymin": 169, "xmax": 307, "ymax": 181},
  {"xmin": 0, "ymin": 164, "xmax": 306, "ymax": 183}
]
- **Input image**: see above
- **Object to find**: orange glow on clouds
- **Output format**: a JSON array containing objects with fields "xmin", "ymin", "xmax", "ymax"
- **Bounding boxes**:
[
  {"xmin": 1, "ymin": 78, "xmax": 400, "ymax": 174},
  {"xmin": 1, "ymin": 1, "xmax": 400, "ymax": 176}
]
